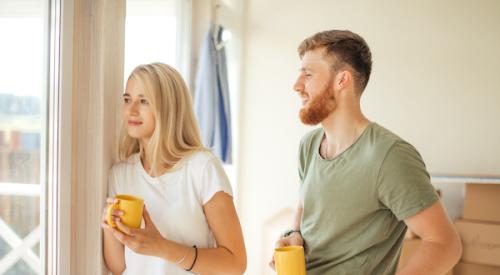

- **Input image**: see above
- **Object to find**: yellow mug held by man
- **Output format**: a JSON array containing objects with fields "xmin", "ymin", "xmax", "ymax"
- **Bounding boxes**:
[{"xmin": 274, "ymin": 246, "xmax": 306, "ymax": 275}]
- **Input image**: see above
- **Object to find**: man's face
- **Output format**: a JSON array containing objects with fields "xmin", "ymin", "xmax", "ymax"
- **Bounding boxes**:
[{"xmin": 293, "ymin": 48, "xmax": 337, "ymax": 125}]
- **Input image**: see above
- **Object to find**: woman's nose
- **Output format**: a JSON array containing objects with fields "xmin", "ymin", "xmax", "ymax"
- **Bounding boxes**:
[{"xmin": 126, "ymin": 101, "xmax": 139, "ymax": 116}]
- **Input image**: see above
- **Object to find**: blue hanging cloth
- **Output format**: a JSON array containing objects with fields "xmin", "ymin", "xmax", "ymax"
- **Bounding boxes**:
[{"xmin": 194, "ymin": 24, "xmax": 232, "ymax": 163}]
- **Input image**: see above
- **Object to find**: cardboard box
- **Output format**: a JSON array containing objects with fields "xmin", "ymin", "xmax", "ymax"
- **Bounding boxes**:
[
  {"xmin": 454, "ymin": 262, "xmax": 500, "ymax": 275},
  {"xmin": 455, "ymin": 220, "xmax": 500, "ymax": 267},
  {"xmin": 463, "ymin": 183, "xmax": 500, "ymax": 223},
  {"xmin": 398, "ymin": 239, "xmax": 453, "ymax": 275}
]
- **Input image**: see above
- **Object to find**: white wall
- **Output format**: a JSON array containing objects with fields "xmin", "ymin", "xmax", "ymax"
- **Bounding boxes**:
[
  {"xmin": 191, "ymin": 0, "xmax": 246, "ymax": 212},
  {"xmin": 237, "ymin": 0, "xmax": 500, "ymax": 274}
]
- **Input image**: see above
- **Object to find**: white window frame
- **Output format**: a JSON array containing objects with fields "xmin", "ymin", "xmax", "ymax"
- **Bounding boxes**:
[
  {"xmin": 43, "ymin": 1, "xmax": 193, "ymax": 273},
  {"xmin": 175, "ymin": 0, "xmax": 193, "ymax": 86},
  {"xmin": 44, "ymin": 0, "xmax": 73, "ymax": 274},
  {"xmin": 124, "ymin": 0, "xmax": 192, "ymax": 83}
]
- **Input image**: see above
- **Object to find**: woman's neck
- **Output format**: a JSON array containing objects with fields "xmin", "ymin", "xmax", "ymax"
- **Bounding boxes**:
[{"xmin": 140, "ymin": 153, "xmax": 173, "ymax": 177}]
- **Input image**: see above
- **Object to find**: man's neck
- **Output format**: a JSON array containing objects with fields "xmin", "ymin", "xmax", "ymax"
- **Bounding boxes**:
[{"xmin": 320, "ymin": 106, "xmax": 370, "ymax": 158}]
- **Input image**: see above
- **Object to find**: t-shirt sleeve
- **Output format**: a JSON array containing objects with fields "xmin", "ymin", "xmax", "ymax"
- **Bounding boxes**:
[
  {"xmin": 377, "ymin": 141, "xmax": 439, "ymax": 221},
  {"xmin": 199, "ymin": 156, "xmax": 233, "ymax": 205},
  {"xmin": 107, "ymin": 167, "xmax": 118, "ymax": 198},
  {"xmin": 298, "ymin": 140, "xmax": 305, "ymax": 183},
  {"xmin": 298, "ymin": 131, "xmax": 316, "ymax": 184}
]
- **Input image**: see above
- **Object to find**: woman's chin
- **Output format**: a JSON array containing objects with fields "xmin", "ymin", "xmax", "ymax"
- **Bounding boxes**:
[{"xmin": 126, "ymin": 131, "xmax": 144, "ymax": 139}]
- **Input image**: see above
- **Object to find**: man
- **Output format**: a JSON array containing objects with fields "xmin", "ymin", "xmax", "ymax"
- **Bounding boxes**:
[{"xmin": 271, "ymin": 30, "xmax": 462, "ymax": 274}]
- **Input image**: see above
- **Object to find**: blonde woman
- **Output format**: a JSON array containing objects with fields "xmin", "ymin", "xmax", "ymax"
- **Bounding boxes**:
[{"xmin": 101, "ymin": 63, "xmax": 246, "ymax": 275}]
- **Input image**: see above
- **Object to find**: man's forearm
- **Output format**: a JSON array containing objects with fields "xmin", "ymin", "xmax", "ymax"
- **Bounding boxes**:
[
  {"xmin": 397, "ymin": 239, "xmax": 461, "ymax": 275},
  {"xmin": 292, "ymin": 204, "xmax": 303, "ymax": 231}
]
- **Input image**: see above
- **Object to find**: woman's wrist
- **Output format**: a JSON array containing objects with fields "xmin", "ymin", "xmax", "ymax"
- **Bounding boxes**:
[
  {"xmin": 174, "ymin": 245, "xmax": 191, "ymax": 265},
  {"xmin": 158, "ymin": 237, "xmax": 174, "ymax": 260},
  {"xmin": 158, "ymin": 238, "xmax": 194, "ymax": 268}
]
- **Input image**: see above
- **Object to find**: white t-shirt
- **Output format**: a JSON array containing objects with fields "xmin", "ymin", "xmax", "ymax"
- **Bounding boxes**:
[{"xmin": 107, "ymin": 150, "xmax": 233, "ymax": 275}]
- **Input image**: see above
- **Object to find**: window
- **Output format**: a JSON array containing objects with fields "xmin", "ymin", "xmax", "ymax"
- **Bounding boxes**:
[
  {"xmin": 0, "ymin": 0, "xmax": 49, "ymax": 274},
  {"xmin": 124, "ymin": 0, "xmax": 192, "ymax": 83}
]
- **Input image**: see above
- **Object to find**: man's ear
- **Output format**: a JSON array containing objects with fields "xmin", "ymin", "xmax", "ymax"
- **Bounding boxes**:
[{"xmin": 335, "ymin": 70, "xmax": 352, "ymax": 90}]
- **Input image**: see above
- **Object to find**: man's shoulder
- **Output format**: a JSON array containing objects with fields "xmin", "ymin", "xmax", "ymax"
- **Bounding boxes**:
[
  {"xmin": 370, "ymin": 123, "xmax": 422, "ymax": 162},
  {"xmin": 370, "ymin": 123, "xmax": 404, "ymax": 143},
  {"xmin": 300, "ymin": 128, "xmax": 323, "ymax": 147},
  {"xmin": 369, "ymin": 123, "xmax": 411, "ymax": 150}
]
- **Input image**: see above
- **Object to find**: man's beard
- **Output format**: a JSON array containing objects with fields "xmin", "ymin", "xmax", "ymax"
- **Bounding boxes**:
[{"xmin": 299, "ymin": 82, "xmax": 337, "ymax": 125}]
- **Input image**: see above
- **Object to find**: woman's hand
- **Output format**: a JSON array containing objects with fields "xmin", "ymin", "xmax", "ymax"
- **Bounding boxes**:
[
  {"xmin": 102, "ymin": 205, "xmax": 167, "ymax": 258},
  {"xmin": 101, "ymin": 197, "xmax": 126, "ymax": 274},
  {"xmin": 101, "ymin": 197, "xmax": 122, "ymax": 230}
]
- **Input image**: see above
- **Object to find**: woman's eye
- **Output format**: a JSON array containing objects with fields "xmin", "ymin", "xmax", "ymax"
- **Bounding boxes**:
[
  {"xmin": 123, "ymin": 98, "xmax": 131, "ymax": 103},
  {"xmin": 140, "ymin": 99, "xmax": 149, "ymax": 105}
]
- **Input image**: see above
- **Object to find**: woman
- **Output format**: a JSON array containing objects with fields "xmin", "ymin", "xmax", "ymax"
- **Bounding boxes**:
[{"xmin": 101, "ymin": 63, "xmax": 246, "ymax": 274}]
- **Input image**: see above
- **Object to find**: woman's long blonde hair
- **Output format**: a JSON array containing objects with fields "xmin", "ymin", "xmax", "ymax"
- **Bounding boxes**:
[{"xmin": 119, "ymin": 63, "xmax": 206, "ymax": 174}]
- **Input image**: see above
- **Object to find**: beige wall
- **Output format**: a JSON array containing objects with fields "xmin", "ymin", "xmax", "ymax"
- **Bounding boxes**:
[{"xmin": 237, "ymin": 0, "xmax": 500, "ymax": 274}]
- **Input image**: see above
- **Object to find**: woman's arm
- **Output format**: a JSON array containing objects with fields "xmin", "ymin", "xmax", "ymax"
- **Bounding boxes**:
[
  {"xmin": 188, "ymin": 191, "xmax": 247, "ymax": 274},
  {"xmin": 101, "ymin": 198, "xmax": 126, "ymax": 275},
  {"xmin": 109, "ymin": 192, "xmax": 246, "ymax": 274},
  {"xmin": 158, "ymin": 191, "xmax": 247, "ymax": 274},
  {"xmin": 103, "ymin": 228, "xmax": 126, "ymax": 275}
]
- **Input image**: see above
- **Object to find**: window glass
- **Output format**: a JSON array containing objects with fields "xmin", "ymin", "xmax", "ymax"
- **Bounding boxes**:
[{"xmin": 0, "ymin": 0, "xmax": 48, "ymax": 274}]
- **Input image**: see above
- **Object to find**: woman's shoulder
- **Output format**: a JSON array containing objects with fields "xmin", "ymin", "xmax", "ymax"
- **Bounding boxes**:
[
  {"xmin": 181, "ymin": 149, "xmax": 220, "ymax": 169},
  {"xmin": 186, "ymin": 149, "xmax": 217, "ymax": 163},
  {"xmin": 110, "ymin": 153, "xmax": 140, "ymax": 173}
]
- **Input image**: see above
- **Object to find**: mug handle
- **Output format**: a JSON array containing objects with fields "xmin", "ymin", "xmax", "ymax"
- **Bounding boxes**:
[{"xmin": 106, "ymin": 200, "xmax": 119, "ymax": 228}]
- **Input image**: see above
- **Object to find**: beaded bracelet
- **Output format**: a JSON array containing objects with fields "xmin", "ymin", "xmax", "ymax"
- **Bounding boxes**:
[{"xmin": 186, "ymin": 245, "xmax": 198, "ymax": 272}]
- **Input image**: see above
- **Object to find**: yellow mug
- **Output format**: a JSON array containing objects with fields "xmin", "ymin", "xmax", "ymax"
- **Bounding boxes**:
[
  {"xmin": 274, "ymin": 246, "xmax": 306, "ymax": 275},
  {"xmin": 106, "ymin": 194, "xmax": 144, "ymax": 230}
]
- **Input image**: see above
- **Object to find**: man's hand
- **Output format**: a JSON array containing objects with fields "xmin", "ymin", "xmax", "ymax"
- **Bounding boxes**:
[{"xmin": 269, "ymin": 231, "xmax": 304, "ymax": 270}]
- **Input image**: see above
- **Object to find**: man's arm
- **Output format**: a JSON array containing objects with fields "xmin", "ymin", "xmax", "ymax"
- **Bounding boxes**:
[
  {"xmin": 397, "ymin": 200, "xmax": 462, "ymax": 275},
  {"xmin": 277, "ymin": 202, "xmax": 304, "ymax": 246},
  {"xmin": 292, "ymin": 202, "xmax": 303, "ymax": 231},
  {"xmin": 269, "ymin": 202, "xmax": 304, "ymax": 270}
]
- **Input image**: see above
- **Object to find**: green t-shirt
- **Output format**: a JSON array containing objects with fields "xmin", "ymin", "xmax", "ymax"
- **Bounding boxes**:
[{"xmin": 299, "ymin": 123, "xmax": 439, "ymax": 275}]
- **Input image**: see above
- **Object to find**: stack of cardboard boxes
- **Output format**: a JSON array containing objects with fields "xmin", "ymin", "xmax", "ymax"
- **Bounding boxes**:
[
  {"xmin": 398, "ymin": 184, "xmax": 500, "ymax": 275},
  {"xmin": 454, "ymin": 183, "xmax": 500, "ymax": 275}
]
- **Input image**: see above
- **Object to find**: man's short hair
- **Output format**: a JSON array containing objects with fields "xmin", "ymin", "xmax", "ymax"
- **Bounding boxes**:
[{"xmin": 298, "ymin": 30, "xmax": 372, "ymax": 93}]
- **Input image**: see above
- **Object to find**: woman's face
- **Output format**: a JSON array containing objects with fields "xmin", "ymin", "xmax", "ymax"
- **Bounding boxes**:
[{"xmin": 122, "ymin": 78, "xmax": 156, "ymax": 142}]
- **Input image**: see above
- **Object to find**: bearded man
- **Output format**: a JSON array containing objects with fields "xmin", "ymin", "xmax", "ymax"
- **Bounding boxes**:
[{"xmin": 271, "ymin": 30, "xmax": 462, "ymax": 275}]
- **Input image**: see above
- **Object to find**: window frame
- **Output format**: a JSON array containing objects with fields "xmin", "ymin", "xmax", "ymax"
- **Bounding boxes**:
[
  {"xmin": 43, "ymin": 0, "xmax": 194, "ymax": 273},
  {"xmin": 175, "ymin": 0, "xmax": 193, "ymax": 85},
  {"xmin": 44, "ymin": 0, "xmax": 73, "ymax": 274}
]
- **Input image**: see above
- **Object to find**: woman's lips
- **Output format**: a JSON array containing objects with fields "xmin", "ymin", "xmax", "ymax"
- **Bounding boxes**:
[{"xmin": 128, "ymin": 120, "xmax": 143, "ymax": 126}]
